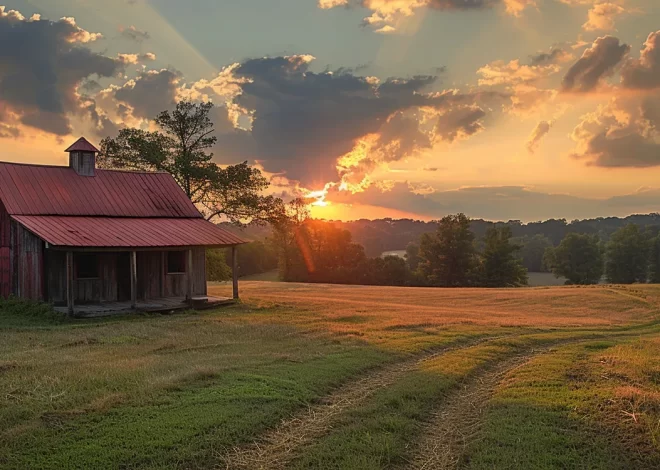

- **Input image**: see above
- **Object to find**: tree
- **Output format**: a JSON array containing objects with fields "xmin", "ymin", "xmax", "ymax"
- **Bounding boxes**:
[
  {"xmin": 355, "ymin": 256, "xmax": 408, "ymax": 286},
  {"xmin": 404, "ymin": 242, "xmax": 421, "ymax": 272},
  {"xmin": 516, "ymin": 235, "xmax": 553, "ymax": 272},
  {"xmin": 545, "ymin": 233, "xmax": 603, "ymax": 285},
  {"xmin": 271, "ymin": 198, "xmax": 312, "ymax": 282},
  {"xmin": 480, "ymin": 227, "xmax": 528, "ymax": 287},
  {"xmin": 226, "ymin": 241, "xmax": 278, "ymax": 277},
  {"xmin": 649, "ymin": 234, "xmax": 660, "ymax": 284},
  {"xmin": 418, "ymin": 213, "xmax": 476, "ymax": 287},
  {"xmin": 605, "ymin": 224, "xmax": 650, "ymax": 284},
  {"xmin": 99, "ymin": 101, "xmax": 276, "ymax": 224},
  {"xmin": 206, "ymin": 249, "xmax": 232, "ymax": 282}
]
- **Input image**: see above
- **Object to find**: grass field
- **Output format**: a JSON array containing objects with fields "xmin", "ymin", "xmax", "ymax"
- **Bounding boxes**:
[{"xmin": 2, "ymin": 283, "xmax": 660, "ymax": 469}]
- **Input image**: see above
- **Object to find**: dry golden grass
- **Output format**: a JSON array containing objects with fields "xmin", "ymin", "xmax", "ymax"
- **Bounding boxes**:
[{"xmin": 210, "ymin": 282, "xmax": 659, "ymax": 330}]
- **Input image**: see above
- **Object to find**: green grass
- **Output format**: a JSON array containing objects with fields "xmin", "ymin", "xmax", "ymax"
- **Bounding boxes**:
[
  {"xmin": 2, "ymin": 285, "xmax": 660, "ymax": 469},
  {"xmin": 463, "ymin": 338, "xmax": 660, "ymax": 469},
  {"xmin": 0, "ymin": 304, "xmax": 394, "ymax": 469},
  {"xmin": 288, "ymin": 341, "xmax": 520, "ymax": 469}
]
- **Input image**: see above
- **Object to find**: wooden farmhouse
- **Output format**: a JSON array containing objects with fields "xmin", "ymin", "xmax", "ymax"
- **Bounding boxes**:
[{"xmin": 0, "ymin": 138, "xmax": 245, "ymax": 316}]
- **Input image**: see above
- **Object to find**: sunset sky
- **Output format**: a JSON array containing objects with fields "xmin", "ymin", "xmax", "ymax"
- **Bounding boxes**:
[{"xmin": 1, "ymin": 0, "xmax": 660, "ymax": 222}]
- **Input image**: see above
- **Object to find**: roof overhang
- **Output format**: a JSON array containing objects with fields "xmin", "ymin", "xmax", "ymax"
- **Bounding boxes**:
[{"xmin": 12, "ymin": 216, "xmax": 247, "ymax": 249}]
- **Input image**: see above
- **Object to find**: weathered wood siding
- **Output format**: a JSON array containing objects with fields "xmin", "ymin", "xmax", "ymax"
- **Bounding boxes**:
[
  {"xmin": 47, "ymin": 252, "xmax": 119, "ymax": 305},
  {"xmin": 137, "ymin": 252, "xmax": 162, "ymax": 300},
  {"xmin": 163, "ymin": 248, "xmax": 206, "ymax": 297},
  {"xmin": 12, "ymin": 222, "xmax": 44, "ymax": 301},
  {"xmin": 192, "ymin": 248, "xmax": 207, "ymax": 296},
  {"xmin": 38, "ymin": 247, "xmax": 208, "ymax": 305},
  {"xmin": 46, "ymin": 250, "xmax": 66, "ymax": 305},
  {"xmin": 74, "ymin": 253, "xmax": 118, "ymax": 304},
  {"xmin": 0, "ymin": 200, "xmax": 10, "ymax": 299}
]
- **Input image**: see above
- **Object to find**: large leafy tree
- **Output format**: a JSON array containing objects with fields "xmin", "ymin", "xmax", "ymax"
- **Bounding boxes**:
[
  {"xmin": 545, "ymin": 232, "xmax": 603, "ymax": 285},
  {"xmin": 605, "ymin": 224, "xmax": 650, "ymax": 284},
  {"xmin": 480, "ymin": 226, "xmax": 528, "ymax": 287},
  {"xmin": 419, "ymin": 213, "xmax": 476, "ymax": 287},
  {"xmin": 516, "ymin": 234, "xmax": 553, "ymax": 272},
  {"xmin": 98, "ymin": 101, "xmax": 276, "ymax": 224},
  {"xmin": 405, "ymin": 242, "xmax": 421, "ymax": 272}
]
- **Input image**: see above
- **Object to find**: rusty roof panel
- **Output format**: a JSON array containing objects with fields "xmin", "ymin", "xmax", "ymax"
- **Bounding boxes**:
[
  {"xmin": 12, "ymin": 216, "xmax": 246, "ymax": 248},
  {"xmin": 0, "ymin": 162, "xmax": 201, "ymax": 218}
]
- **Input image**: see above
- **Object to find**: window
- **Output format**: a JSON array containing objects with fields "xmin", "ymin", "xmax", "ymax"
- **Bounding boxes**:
[
  {"xmin": 76, "ymin": 254, "xmax": 99, "ymax": 279},
  {"xmin": 167, "ymin": 251, "xmax": 187, "ymax": 274}
]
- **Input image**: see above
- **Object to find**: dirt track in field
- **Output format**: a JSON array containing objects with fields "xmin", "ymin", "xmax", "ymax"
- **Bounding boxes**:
[
  {"xmin": 404, "ymin": 349, "xmax": 547, "ymax": 470},
  {"xmin": 217, "ymin": 334, "xmax": 512, "ymax": 470}
]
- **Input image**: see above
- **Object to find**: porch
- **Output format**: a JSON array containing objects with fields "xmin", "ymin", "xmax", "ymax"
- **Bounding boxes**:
[{"xmin": 54, "ymin": 295, "xmax": 234, "ymax": 318}]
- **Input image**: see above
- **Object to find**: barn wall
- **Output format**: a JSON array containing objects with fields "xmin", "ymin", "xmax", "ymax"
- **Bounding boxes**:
[
  {"xmin": 46, "ymin": 250, "xmax": 66, "ymax": 305},
  {"xmin": 28, "ymin": 246, "xmax": 210, "ymax": 304},
  {"xmin": 47, "ymin": 252, "xmax": 120, "ymax": 305},
  {"xmin": 192, "ymin": 248, "xmax": 207, "ymax": 296},
  {"xmin": 137, "ymin": 252, "xmax": 162, "ymax": 300},
  {"xmin": 164, "ymin": 272, "xmax": 186, "ymax": 297},
  {"xmin": 74, "ymin": 253, "xmax": 118, "ymax": 304},
  {"xmin": 0, "ymin": 200, "xmax": 10, "ymax": 299},
  {"xmin": 12, "ymin": 222, "xmax": 44, "ymax": 301}
]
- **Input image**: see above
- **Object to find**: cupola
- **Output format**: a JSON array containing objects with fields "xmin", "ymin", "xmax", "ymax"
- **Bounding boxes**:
[{"xmin": 65, "ymin": 137, "xmax": 99, "ymax": 177}]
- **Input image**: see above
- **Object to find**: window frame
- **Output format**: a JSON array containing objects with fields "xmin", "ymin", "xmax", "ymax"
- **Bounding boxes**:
[
  {"xmin": 167, "ymin": 250, "xmax": 187, "ymax": 275},
  {"xmin": 75, "ymin": 253, "xmax": 100, "ymax": 280}
]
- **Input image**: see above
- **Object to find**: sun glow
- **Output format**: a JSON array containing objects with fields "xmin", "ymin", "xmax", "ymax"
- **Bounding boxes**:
[{"xmin": 307, "ymin": 189, "xmax": 329, "ymax": 206}]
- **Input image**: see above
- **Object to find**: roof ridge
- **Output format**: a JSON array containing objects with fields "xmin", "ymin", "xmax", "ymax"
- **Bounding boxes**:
[
  {"xmin": 0, "ymin": 161, "xmax": 70, "ymax": 169},
  {"xmin": 96, "ymin": 168, "xmax": 171, "ymax": 175}
]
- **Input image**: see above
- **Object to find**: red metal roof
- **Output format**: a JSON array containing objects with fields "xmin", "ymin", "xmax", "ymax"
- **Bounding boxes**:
[
  {"xmin": 0, "ymin": 162, "xmax": 201, "ymax": 218},
  {"xmin": 12, "ymin": 216, "xmax": 246, "ymax": 248},
  {"xmin": 65, "ymin": 137, "xmax": 99, "ymax": 153}
]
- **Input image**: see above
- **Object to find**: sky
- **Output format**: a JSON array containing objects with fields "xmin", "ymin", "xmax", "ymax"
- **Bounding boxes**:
[{"xmin": 1, "ymin": 0, "xmax": 660, "ymax": 222}]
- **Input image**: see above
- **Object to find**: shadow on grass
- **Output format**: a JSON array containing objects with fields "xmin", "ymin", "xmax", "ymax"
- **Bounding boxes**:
[{"xmin": 462, "ymin": 401, "xmax": 660, "ymax": 469}]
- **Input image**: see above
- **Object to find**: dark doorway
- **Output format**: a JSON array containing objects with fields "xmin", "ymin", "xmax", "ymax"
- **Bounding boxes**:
[{"xmin": 117, "ymin": 252, "xmax": 131, "ymax": 302}]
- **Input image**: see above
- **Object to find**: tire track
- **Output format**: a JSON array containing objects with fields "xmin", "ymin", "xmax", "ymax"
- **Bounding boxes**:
[
  {"xmin": 404, "ymin": 339, "xmax": 602, "ymax": 470},
  {"xmin": 217, "ymin": 334, "xmax": 514, "ymax": 470}
]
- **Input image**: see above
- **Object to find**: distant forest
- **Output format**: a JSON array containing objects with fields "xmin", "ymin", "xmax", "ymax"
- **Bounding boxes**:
[
  {"xmin": 223, "ymin": 213, "xmax": 660, "ymax": 257},
  {"xmin": 211, "ymin": 213, "xmax": 660, "ymax": 286}
]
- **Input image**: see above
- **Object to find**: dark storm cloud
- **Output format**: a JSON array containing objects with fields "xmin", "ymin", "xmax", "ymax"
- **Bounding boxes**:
[
  {"xmin": 621, "ymin": 31, "xmax": 660, "ymax": 90},
  {"xmin": 529, "ymin": 47, "xmax": 571, "ymax": 66},
  {"xmin": 435, "ymin": 106, "xmax": 486, "ymax": 142},
  {"xmin": 580, "ymin": 132, "xmax": 660, "ymax": 168},
  {"xmin": 562, "ymin": 36, "xmax": 630, "ymax": 92},
  {"xmin": 227, "ymin": 55, "xmax": 492, "ymax": 186},
  {"xmin": 526, "ymin": 120, "xmax": 553, "ymax": 153},
  {"xmin": 571, "ymin": 95, "xmax": 660, "ymax": 168},
  {"xmin": 112, "ymin": 69, "xmax": 181, "ymax": 119},
  {"xmin": 0, "ymin": 8, "xmax": 121, "ymax": 136}
]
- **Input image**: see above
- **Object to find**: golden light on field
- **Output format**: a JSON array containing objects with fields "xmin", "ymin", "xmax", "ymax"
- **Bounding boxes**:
[{"xmin": 210, "ymin": 282, "xmax": 659, "ymax": 337}]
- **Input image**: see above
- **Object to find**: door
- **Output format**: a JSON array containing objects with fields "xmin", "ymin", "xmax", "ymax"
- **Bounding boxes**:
[{"xmin": 116, "ymin": 252, "xmax": 131, "ymax": 302}]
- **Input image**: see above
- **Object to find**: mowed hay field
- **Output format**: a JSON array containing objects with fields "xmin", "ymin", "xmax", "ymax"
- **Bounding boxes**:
[{"xmin": 2, "ymin": 284, "xmax": 660, "ymax": 469}]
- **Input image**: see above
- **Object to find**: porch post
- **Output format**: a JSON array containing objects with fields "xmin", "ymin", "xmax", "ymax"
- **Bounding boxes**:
[
  {"xmin": 186, "ymin": 249, "xmax": 193, "ymax": 303},
  {"xmin": 130, "ymin": 251, "xmax": 137, "ymax": 309},
  {"xmin": 232, "ymin": 245, "xmax": 239, "ymax": 300},
  {"xmin": 66, "ymin": 251, "xmax": 74, "ymax": 316}
]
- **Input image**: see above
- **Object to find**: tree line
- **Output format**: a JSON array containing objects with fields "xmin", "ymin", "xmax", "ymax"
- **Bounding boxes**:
[
  {"xmin": 268, "ymin": 211, "xmax": 528, "ymax": 287},
  {"xmin": 544, "ymin": 224, "xmax": 660, "ymax": 285},
  {"xmin": 218, "ymin": 212, "xmax": 660, "ymax": 288}
]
